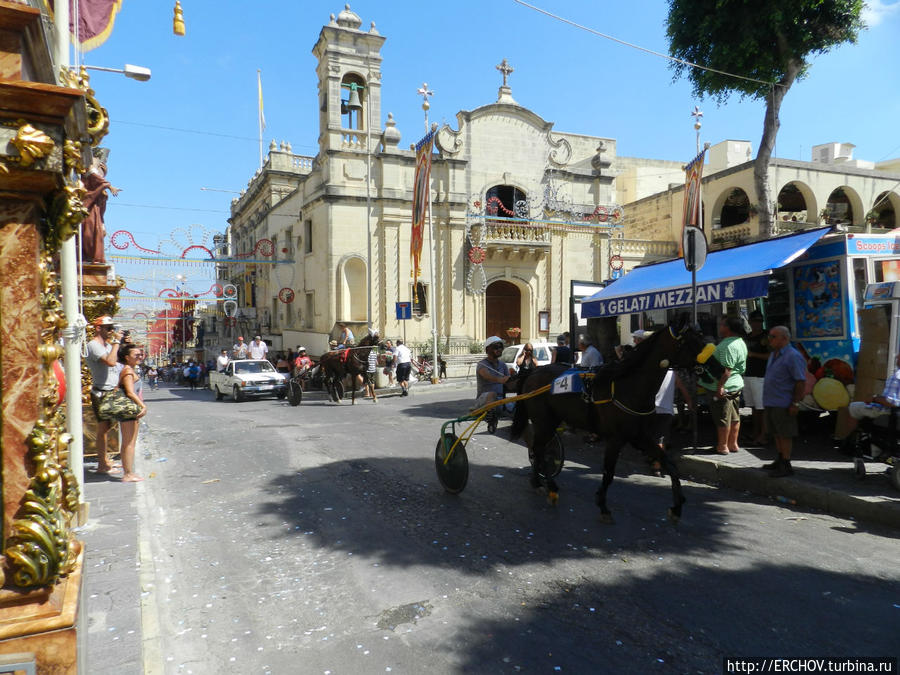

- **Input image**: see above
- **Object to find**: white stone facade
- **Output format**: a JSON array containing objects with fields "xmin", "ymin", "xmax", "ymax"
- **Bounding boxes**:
[{"xmin": 214, "ymin": 6, "xmax": 637, "ymax": 356}]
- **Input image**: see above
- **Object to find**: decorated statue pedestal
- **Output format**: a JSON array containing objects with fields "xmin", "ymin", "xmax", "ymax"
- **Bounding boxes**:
[{"xmin": 0, "ymin": 3, "xmax": 94, "ymax": 671}]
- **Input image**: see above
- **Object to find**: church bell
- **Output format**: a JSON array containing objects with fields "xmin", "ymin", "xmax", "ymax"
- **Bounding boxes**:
[{"xmin": 346, "ymin": 88, "xmax": 363, "ymax": 111}]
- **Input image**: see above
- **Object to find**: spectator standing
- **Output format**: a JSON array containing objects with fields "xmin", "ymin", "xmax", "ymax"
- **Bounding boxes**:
[
  {"xmin": 761, "ymin": 326, "xmax": 808, "ymax": 477},
  {"xmin": 579, "ymin": 335, "xmax": 603, "ymax": 368},
  {"xmin": 117, "ymin": 343, "xmax": 146, "ymax": 482},
  {"xmin": 382, "ymin": 340, "xmax": 396, "ymax": 385},
  {"xmin": 552, "ymin": 333, "xmax": 572, "ymax": 366},
  {"xmin": 700, "ymin": 316, "xmax": 748, "ymax": 455},
  {"xmin": 394, "ymin": 339, "xmax": 413, "ymax": 397},
  {"xmin": 364, "ymin": 347, "xmax": 379, "ymax": 403},
  {"xmin": 85, "ymin": 315, "xmax": 123, "ymax": 474},
  {"xmin": 651, "ymin": 368, "xmax": 692, "ymax": 474},
  {"xmin": 249, "ymin": 335, "xmax": 268, "ymax": 360},
  {"xmin": 233, "ymin": 336, "xmax": 249, "ymax": 359},
  {"xmin": 147, "ymin": 365, "xmax": 158, "ymax": 390},
  {"xmin": 744, "ymin": 310, "xmax": 770, "ymax": 445},
  {"xmin": 515, "ymin": 342, "xmax": 539, "ymax": 374},
  {"xmin": 216, "ymin": 349, "xmax": 230, "ymax": 372},
  {"xmin": 475, "ymin": 336, "xmax": 510, "ymax": 409}
]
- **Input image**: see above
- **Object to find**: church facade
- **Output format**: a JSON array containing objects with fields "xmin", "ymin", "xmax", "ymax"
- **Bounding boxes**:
[{"xmin": 215, "ymin": 5, "xmax": 670, "ymax": 355}]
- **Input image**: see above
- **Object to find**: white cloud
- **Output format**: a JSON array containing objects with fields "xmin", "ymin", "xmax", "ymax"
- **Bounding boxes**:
[{"xmin": 863, "ymin": 0, "xmax": 900, "ymax": 27}]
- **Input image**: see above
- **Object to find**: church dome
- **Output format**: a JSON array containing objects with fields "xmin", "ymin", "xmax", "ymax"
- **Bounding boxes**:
[{"xmin": 336, "ymin": 4, "xmax": 362, "ymax": 30}]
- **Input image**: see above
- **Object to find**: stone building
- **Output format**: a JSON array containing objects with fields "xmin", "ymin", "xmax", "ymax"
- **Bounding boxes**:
[
  {"xmin": 624, "ymin": 139, "xmax": 900, "ymax": 248},
  {"xmin": 214, "ymin": 5, "xmax": 672, "ymax": 356}
]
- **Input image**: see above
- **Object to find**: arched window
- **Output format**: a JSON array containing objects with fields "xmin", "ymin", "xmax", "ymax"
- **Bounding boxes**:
[
  {"xmin": 720, "ymin": 188, "xmax": 750, "ymax": 227},
  {"xmin": 485, "ymin": 185, "xmax": 526, "ymax": 218}
]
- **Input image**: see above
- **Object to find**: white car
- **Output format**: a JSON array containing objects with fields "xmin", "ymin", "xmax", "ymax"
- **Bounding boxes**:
[
  {"xmin": 209, "ymin": 359, "xmax": 288, "ymax": 402},
  {"xmin": 500, "ymin": 341, "xmax": 555, "ymax": 373}
]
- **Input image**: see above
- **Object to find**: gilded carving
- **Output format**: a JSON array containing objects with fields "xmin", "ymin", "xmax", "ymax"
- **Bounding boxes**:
[
  {"xmin": 5, "ymin": 255, "xmax": 81, "ymax": 588},
  {"xmin": 44, "ymin": 182, "xmax": 88, "ymax": 253},
  {"xmin": 59, "ymin": 66, "xmax": 109, "ymax": 146},
  {"xmin": 10, "ymin": 123, "xmax": 55, "ymax": 167}
]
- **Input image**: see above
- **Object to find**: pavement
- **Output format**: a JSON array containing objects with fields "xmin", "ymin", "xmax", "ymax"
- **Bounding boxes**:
[{"xmin": 76, "ymin": 377, "xmax": 900, "ymax": 672}]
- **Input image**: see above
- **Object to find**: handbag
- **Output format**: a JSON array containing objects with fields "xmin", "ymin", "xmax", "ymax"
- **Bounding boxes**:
[{"xmin": 97, "ymin": 388, "xmax": 142, "ymax": 422}]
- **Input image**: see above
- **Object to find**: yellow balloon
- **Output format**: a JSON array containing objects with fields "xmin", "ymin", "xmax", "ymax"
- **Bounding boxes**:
[{"xmin": 812, "ymin": 377, "xmax": 850, "ymax": 411}]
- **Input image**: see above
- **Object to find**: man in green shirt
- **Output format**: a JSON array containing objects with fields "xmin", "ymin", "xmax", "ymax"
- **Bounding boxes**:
[{"xmin": 700, "ymin": 316, "xmax": 748, "ymax": 455}]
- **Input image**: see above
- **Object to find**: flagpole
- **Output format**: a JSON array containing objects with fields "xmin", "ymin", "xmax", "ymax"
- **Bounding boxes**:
[
  {"xmin": 257, "ymin": 69, "xmax": 264, "ymax": 168},
  {"xmin": 418, "ymin": 83, "xmax": 439, "ymax": 384}
]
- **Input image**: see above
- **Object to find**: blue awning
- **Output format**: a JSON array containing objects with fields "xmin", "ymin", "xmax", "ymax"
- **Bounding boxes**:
[{"xmin": 582, "ymin": 227, "xmax": 831, "ymax": 318}]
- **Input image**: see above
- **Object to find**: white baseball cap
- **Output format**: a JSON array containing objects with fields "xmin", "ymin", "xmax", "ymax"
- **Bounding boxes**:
[{"xmin": 484, "ymin": 336, "xmax": 504, "ymax": 349}]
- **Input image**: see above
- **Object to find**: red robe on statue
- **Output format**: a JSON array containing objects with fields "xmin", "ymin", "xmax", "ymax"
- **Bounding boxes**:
[{"xmin": 81, "ymin": 170, "xmax": 111, "ymax": 263}]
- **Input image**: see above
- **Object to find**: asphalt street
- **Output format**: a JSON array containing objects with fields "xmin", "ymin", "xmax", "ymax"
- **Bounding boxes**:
[{"xmin": 103, "ymin": 382, "xmax": 899, "ymax": 674}]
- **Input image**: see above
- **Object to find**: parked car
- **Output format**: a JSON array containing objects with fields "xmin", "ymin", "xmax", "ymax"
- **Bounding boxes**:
[
  {"xmin": 500, "ymin": 341, "xmax": 555, "ymax": 373},
  {"xmin": 209, "ymin": 359, "xmax": 287, "ymax": 402}
]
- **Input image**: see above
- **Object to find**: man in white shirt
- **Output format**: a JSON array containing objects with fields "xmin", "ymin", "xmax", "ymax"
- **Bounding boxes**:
[
  {"xmin": 249, "ymin": 335, "xmax": 268, "ymax": 360},
  {"xmin": 579, "ymin": 335, "xmax": 603, "ymax": 368},
  {"xmin": 394, "ymin": 339, "xmax": 413, "ymax": 397},
  {"xmin": 232, "ymin": 336, "xmax": 249, "ymax": 359},
  {"xmin": 216, "ymin": 349, "xmax": 229, "ymax": 372}
]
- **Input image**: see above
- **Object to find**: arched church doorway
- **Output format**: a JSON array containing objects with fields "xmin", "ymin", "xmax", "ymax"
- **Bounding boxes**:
[{"xmin": 486, "ymin": 280, "xmax": 521, "ymax": 343}]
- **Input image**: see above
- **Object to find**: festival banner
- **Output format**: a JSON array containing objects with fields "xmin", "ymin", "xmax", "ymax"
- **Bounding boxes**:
[
  {"xmin": 680, "ymin": 148, "xmax": 707, "ymax": 256},
  {"xmin": 44, "ymin": 0, "xmax": 124, "ymax": 51},
  {"xmin": 410, "ymin": 128, "xmax": 435, "ymax": 302}
]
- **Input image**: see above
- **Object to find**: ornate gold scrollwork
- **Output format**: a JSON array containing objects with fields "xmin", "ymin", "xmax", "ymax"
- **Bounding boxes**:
[
  {"xmin": 59, "ymin": 67, "xmax": 109, "ymax": 147},
  {"xmin": 43, "ymin": 181, "xmax": 87, "ymax": 253},
  {"xmin": 4, "ymin": 255, "xmax": 81, "ymax": 588},
  {"xmin": 10, "ymin": 122, "xmax": 55, "ymax": 167}
]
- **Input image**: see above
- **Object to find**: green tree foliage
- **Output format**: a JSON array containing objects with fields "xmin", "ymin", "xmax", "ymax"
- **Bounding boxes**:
[{"xmin": 666, "ymin": 0, "xmax": 864, "ymax": 235}]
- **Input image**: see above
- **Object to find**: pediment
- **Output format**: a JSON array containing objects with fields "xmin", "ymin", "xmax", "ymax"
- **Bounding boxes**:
[{"xmin": 436, "ymin": 103, "xmax": 572, "ymax": 167}]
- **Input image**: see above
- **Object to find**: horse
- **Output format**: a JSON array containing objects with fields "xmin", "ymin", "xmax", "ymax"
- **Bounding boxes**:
[
  {"xmin": 509, "ymin": 317, "xmax": 708, "ymax": 523},
  {"xmin": 316, "ymin": 332, "xmax": 382, "ymax": 405}
]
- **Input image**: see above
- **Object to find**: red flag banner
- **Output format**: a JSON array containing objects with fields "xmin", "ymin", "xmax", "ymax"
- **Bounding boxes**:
[
  {"xmin": 410, "ymin": 128, "xmax": 435, "ymax": 301},
  {"xmin": 44, "ymin": 0, "xmax": 124, "ymax": 52}
]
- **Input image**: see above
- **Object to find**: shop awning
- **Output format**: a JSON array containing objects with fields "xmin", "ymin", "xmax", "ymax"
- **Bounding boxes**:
[{"xmin": 582, "ymin": 227, "xmax": 831, "ymax": 318}]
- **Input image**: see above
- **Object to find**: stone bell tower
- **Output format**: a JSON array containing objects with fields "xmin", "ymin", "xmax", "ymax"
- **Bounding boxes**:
[{"xmin": 312, "ymin": 4, "xmax": 385, "ymax": 155}]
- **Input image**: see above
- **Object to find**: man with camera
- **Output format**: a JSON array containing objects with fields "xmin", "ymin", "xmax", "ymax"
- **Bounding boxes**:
[{"xmin": 86, "ymin": 316, "xmax": 124, "ymax": 474}]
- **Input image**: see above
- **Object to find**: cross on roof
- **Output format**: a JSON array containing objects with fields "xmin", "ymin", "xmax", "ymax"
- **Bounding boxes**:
[{"xmin": 496, "ymin": 58, "xmax": 514, "ymax": 87}]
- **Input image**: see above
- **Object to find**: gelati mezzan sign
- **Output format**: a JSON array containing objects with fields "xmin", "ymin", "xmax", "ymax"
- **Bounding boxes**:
[{"xmin": 585, "ymin": 275, "xmax": 769, "ymax": 317}]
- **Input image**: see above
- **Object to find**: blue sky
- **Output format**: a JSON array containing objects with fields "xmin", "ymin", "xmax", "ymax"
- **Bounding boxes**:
[{"xmin": 81, "ymin": 0, "xmax": 900, "ymax": 301}]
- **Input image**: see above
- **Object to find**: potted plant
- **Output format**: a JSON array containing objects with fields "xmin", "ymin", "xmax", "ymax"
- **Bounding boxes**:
[{"xmin": 506, "ymin": 327, "xmax": 521, "ymax": 343}]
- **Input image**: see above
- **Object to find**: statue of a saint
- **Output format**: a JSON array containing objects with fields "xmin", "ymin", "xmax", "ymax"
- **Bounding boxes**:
[{"xmin": 81, "ymin": 148, "xmax": 120, "ymax": 263}]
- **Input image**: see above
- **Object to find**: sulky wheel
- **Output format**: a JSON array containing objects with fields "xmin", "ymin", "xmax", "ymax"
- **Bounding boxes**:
[
  {"xmin": 435, "ymin": 433, "xmax": 469, "ymax": 494},
  {"xmin": 287, "ymin": 380, "xmax": 303, "ymax": 406},
  {"xmin": 528, "ymin": 432, "xmax": 565, "ymax": 478}
]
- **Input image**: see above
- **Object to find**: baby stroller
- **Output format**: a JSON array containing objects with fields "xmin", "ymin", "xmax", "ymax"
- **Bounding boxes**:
[{"xmin": 841, "ymin": 407, "xmax": 900, "ymax": 491}]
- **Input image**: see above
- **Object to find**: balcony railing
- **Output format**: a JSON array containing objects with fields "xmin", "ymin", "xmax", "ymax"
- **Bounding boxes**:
[{"xmin": 482, "ymin": 219, "xmax": 551, "ymax": 246}]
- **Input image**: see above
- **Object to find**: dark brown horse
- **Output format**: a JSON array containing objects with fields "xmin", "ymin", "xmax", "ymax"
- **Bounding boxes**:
[
  {"xmin": 510, "ymin": 317, "xmax": 707, "ymax": 522},
  {"xmin": 317, "ymin": 332, "xmax": 381, "ymax": 404}
]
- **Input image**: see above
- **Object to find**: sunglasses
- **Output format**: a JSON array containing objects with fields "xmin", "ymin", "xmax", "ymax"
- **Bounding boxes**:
[{"xmin": 491, "ymin": 344, "xmax": 504, "ymax": 350}]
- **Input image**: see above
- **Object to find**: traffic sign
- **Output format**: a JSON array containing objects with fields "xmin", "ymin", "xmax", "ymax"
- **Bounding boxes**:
[{"xmin": 396, "ymin": 302, "xmax": 412, "ymax": 320}]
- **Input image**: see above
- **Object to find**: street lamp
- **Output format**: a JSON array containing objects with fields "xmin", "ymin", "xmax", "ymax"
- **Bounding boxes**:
[{"xmin": 82, "ymin": 63, "xmax": 152, "ymax": 82}]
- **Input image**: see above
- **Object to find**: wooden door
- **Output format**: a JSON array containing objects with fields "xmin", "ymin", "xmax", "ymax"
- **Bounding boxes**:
[{"xmin": 486, "ymin": 280, "xmax": 521, "ymax": 343}]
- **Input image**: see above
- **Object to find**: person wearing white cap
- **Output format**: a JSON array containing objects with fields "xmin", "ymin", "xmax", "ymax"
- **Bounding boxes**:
[
  {"xmin": 86, "ymin": 315, "xmax": 123, "ymax": 474},
  {"xmin": 474, "ymin": 336, "xmax": 510, "ymax": 409},
  {"xmin": 216, "ymin": 349, "xmax": 230, "ymax": 372},
  {"xmin": 632, "ymin": 329, "xmax": 650, "ymax": 344}
]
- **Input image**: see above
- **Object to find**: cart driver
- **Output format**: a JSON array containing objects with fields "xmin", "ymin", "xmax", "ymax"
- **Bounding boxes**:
[
  {"xmin": 474, "ymin": 336, "xmax": 510, "ymax": 410},
  {"xmin": 293, "ymin": 346, "xmax": 313, "ymax": 377}
]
